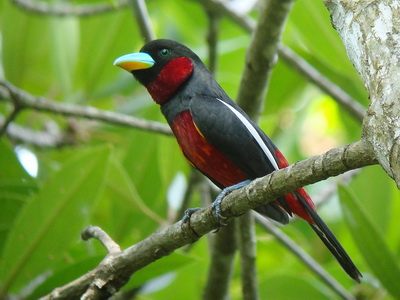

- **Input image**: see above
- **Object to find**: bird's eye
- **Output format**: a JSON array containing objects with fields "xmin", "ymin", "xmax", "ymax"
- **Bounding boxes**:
[{"xmin": 159, "ymin": 48, "xmax": 171, "ymax": 57}]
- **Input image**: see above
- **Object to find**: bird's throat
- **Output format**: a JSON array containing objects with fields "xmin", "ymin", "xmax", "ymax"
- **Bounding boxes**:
[{"xmin": 147, "ymin": 57, "xmax": 194, "ymax": 104}]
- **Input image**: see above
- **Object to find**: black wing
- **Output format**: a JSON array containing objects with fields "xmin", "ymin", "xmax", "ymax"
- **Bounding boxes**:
[
  {"xmin": 190, "ymin": 95, "xmax": 289, "ymax": 224},
  {"xmin": 190, "ymin": 96, "xmax": 278, "ymax": 178}
]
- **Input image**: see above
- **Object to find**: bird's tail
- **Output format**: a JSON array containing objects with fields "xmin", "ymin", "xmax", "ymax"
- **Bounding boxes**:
[{"xmin": 295, "ymin": 192, "xmax": 362, "ymax": 283}]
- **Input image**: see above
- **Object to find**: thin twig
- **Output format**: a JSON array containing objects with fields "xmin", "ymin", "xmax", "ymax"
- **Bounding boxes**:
[
  {"xmin": 81, "ymin": 226, "xmax": 121, "ymax": 254},
  {"xmin": 11, "ymin": 0, "xmax": 129, "ymax": 16},
  {"xmin": 0, "ymin": 80, "xmax": 172, "ymax": 136},
  {"xmin": 224, "ymin": 0, "xmax": 259, "ymax": 15},
  {"xmin": 254, "ymin": 214, "xmax": 355, "ymax": 300},
  {"xmin": 0, "ymin": 106, "xmax": 22, "ymax": 136},
  {"xmin": 0, "ymin": 84, "xmax": 24, "ymax": 136},
  {"xmin": 0, "ymin": 115, "xmax": 68, "ymax": 147},
  {"xmin": 129, "ymin": 0, "xmax": 156, "ymax": 42},
  {"xmin": 204, "ymin": 0, "xmax": 256, "ymax": 32}
]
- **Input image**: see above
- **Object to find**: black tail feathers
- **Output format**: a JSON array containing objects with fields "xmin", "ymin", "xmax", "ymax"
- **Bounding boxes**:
[{"xmin": 297, "ymin": 194, "xmax": 362, "ymax": 283}]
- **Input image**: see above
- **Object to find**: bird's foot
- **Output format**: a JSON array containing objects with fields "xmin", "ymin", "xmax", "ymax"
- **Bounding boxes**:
[
  {"xmin": 180, "ymin": 207, "xmax": 202, "ymax": 237},
  {"xmin": 180, "ymin": 180, "xmax": 251, "ymax": 231},
  {"xmin": 211, "ymin": 180, "xmax": 251, "ymax": 226},
  {"xmin": 181, "ymin": 207, "xmax": 202, "ymax": 224}
]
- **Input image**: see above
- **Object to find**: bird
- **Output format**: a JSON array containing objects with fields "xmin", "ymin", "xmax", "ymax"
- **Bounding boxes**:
[{"xmin": 114, "ymin": 39, "xmax": 362, "ymax": 282}]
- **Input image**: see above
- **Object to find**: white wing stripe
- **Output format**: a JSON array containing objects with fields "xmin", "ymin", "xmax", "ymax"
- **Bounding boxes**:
[{"xmin": 217, "ymin": 99, "xmax": 279, "ymax": 170}]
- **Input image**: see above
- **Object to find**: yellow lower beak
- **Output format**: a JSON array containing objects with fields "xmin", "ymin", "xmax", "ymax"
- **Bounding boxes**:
[{"xmin": 114, "ymin": 52, "xmax": 155, "ymax": 72}]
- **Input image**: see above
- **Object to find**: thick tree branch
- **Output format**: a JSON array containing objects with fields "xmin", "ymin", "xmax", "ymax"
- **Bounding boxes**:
[
  {"xmin": 10, "ymin": 0, "xmax": 129, "ymax": 16},
  {"xmin": 324, "ymin": 0, "xmax": 400, "ymax": 187},
  {"xmin": 42, "ymin": 140, "xmax": 376, "ymax": 299},
  {"xmin": 0, "ymin": 80, "xmax": 172, "ymax": 136}
]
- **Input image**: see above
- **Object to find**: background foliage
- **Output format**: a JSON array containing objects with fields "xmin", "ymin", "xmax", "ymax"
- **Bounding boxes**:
[{"xmin": 0, "ymin": 0, "xmax": 399, "ymax": 299}]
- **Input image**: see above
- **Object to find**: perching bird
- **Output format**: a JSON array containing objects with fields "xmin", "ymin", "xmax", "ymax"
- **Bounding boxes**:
[{"xmin": 114, "ymin": 39, "xmax": 362, "ymax": 282}]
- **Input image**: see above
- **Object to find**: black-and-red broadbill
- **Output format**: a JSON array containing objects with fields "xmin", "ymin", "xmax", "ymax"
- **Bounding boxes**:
[{"xmin": 114, "ymin": 39, "xmax": 362, "ymax": 282}]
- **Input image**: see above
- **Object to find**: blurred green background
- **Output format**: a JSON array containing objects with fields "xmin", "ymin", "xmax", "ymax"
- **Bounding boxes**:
[{"xmin": 1, "ymin": 0, "xmax": 399, "ymax": 299}]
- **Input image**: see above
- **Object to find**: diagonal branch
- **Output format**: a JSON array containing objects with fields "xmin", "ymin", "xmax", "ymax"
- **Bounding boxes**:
[
  {"xmin": 0, "ymin": 80, "xmax": 172, "ymax": 136},
  {"xmin": 278, "ymin": 46, "xmax": 365, "ymax": 122},
  {"xmin": 42, "ymin": 139, "xmax": 376, "ymax": 299},
  {"xmin": 205, "ymin": 0, "xmax": 366, "ymax": 122}
]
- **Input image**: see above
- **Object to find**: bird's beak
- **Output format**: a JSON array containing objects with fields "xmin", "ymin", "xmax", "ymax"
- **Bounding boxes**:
[{"xmin": 113, "ymin": 52, "xmax": 155, "ymax": 72}]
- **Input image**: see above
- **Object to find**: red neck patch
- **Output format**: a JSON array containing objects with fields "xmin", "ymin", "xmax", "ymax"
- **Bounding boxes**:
[{"xmin": 147, "ymin": 57, "xmax": 194, "ymax": 105}]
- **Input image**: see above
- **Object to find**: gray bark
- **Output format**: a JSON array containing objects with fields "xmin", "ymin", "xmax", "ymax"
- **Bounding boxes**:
[{"xmin": 324, "ymin": 0, "xmax": 400, "ymax": 187}]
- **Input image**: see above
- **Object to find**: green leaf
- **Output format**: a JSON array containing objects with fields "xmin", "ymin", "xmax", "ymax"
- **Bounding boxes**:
[
  {"xmin": 349, "ymin": 166, "xmax": 394, "ymax": 232},
  {"xmin": 128, "ymin": 253, "xmax": 197, "ymax": 288},
  {"xmin": 0, "ymin": 141, "xmax": 37, "ymax": 255},
  {"xmin": 287, "ymin": 0, "xmax": 367, "ymax": 100},
  {"xmin": 74, "ymin": 9, "xmax": 135, "ymax": 100},
  {"xmin": 0, "ymin": 140, "xmax": 36, "ymax": 183},
  {"xmin": 259, "ymin": 274, "xmax": 333, "ymax": 299},
  {"xmin": 92, "ymin": 157, "xmax": 164, "ymax": 245},
  {"xmin": 338, "ymin": 184, "xmax": 400, "ymax": 298},
  {"xmin": 49, "ymin": 17, "xmax": 79, "ymax": 98},
  {"xmin": 0, "ymin": 146, "xmax": 112, "ymax": 295},
  {"xmin": 26, "ymin": 256, "xmax": 102, "ymax": 300},
  {"xmin": 1, "ymin": 1, "xmax": 54, "ymax": 94},
  {"xmin": 157, "ymin": 133, "xmax": 188, "ymax": 190},
  {"xmin": 122, "ymin": 126, "xmax": 166, "ymax": 212}
]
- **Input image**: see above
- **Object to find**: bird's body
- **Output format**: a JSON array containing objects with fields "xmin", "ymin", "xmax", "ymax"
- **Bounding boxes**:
[{"xmin": 114, "ymin": 39, "xmax": 362, "ymax": 282}]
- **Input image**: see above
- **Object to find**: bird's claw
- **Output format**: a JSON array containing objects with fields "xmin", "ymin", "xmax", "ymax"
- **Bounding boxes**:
[
  {"xmin": 181, "ymin": 207, "xmax": 202, "ymax": 224},
  {"xmin": 180, "ymin": 180, "xmax": 250, "ymax": 231},
  {"xmin": 180, "ymin": 207, "xmax": 202, "ymax": 238},
  {"xmin": 211, "ymin": 194, "xmax": 229, "ymax": 227},
  {"xmin": 211, "ymin": 180, "xmax": 251, "ymax": 227}
]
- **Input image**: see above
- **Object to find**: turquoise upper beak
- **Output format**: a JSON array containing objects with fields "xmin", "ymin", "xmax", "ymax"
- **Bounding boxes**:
[{"xmin": 113, "ymin": 52, "xmax": 155, "ymax": 72}]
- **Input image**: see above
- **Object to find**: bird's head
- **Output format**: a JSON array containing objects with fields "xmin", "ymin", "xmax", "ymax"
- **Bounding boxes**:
[{"xmin": 114, "ymin": 39, "xmax": 199, "ymax": 104}]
